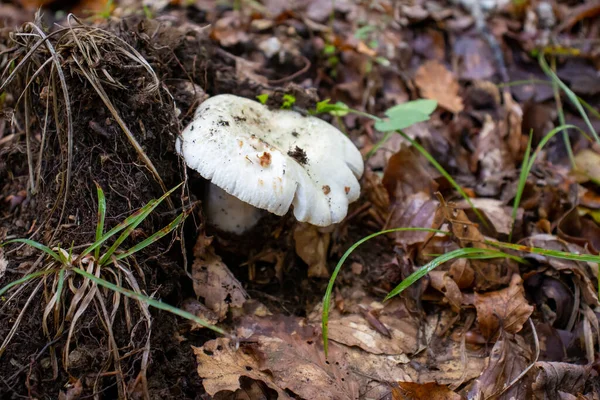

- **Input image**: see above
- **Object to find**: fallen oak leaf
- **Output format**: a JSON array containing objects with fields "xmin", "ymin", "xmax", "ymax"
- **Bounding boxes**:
[
  {"xmin": 193, "ymin": 337, "xmax": 290, "ymax": 398},
  {"xmin": 474, "ymin": 274, "xmax": 534, "ymax": 339},
  {"xmin": 415, "ymin": 60, "xmax": 464, "ymax": 113}
]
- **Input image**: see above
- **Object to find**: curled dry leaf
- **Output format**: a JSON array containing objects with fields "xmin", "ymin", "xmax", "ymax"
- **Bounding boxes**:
[
  {"xmin": 414, "ymin": 60, "xmax": 464, "ymax": 113},
  {"xmin": 523, "ymin": 235, "xmax": 599, "ymax": 306},
  {"xmin": 293, "ymin": 223, "xmax": 331, "ymax": 278},
  {"xmin": 454, "ymin": 198, "xmax": 517, "ymax": 236},
  {"xmin": 468, "ymin": 335, "xmax": 533, "ymax": 399},
  {"xmin": 191, "ymin": 247, "xmax": 248, "ymax": 320},
  {"xmin": 475, "ymin": 274, "xmax": 534, "ymax": 339},
  {"xmin": 429, "ymin": 270, "xmax": 463, "ymax": 312},
  {"xmin": 394, "ymin": 382, "xmax": 462, "ymax": 400},
  {"xmin": 557, "ymin": 206, "xmax": 600, "ymax": 254},
  {"xmin": 532, "ymin": 362, "xmax": 592, "ymax": 400},
  {"xmin": 181, "ymin": 298, "xmax": 219, "ymax": 330},
  {"xmin": 320, "ymin": 298, "xmax": 431, "ymax": 355},
  {"xmin": 437, "ymin": 202, "xmax": 515, "ymax": 290}
]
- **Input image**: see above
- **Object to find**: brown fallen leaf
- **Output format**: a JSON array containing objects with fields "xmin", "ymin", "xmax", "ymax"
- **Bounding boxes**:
[
  {"xmin": 436, "ymin": 201, "xmax": 516, "ymax": 290},
  {"xmin": 454, "ymin": 198, "xmax": 518, "ymax": 237},
  {"xmin": 468, "ymin": 335, "xmax": 533, "ymax": 399},
  {"xmin": 194, "ymin": 337, "xmax": 290, "ymax": 399},
  {"xmin": 191, "ymin": 246, "xmax": 248, "ymax": 320},
  {"xmin": 394, "ymin": 382, "xmax": 462, "ymax": 400},
  {"xmin": 532, "ymin": 362, "xmax": 592, "ymax": 400},
  {"xmin": 321, "ymin": 297, "xmax": 430, "ymax": 355},
  {"xmin": 557, "ymin": 206, "xmax": 600, "ymax": 254},
  {"xmin": 293, "ymin": 223, "xmax": 331, "ymax": 278},
  {"xmin": 414, "ymin": 60, "xmax": 464, "ymax": 113},
  {"xmin": 429, "ymin": 270, "xmax": 463, "ymax": 312},
  {"xmin": 523, "ymin": 235, "xmax": 599, "ymax": 306},
  {"xmin": 181, "ymin": 298, "xmax": 219, "ymax": 330},
  {"xmin": 475, "ymin": 274, "xmax": 534, "ymax": 339},
  {"xmin": 383, "ymin": 146, "xmax": 440, "ymax": 247}
]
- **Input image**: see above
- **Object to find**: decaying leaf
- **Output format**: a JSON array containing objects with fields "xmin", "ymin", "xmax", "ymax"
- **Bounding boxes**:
[
  {"xmin": 532, "ymin": 362, "xmax": 592, "ymax": 400},
  {"xmin": 429, "ymin": 270, "xmax": 463, "ymax": 312},
  {"xmin": 394, "ymin": 382, "xmax": 462, "ymax": 400},
  {"xmin": 181, "ymin": 298, "xmax": 219, "ymax": 330},
  {"xmin": 557, "ymin": 206, "xmax": 600, "ymax": 254},
  {"xmin": 414, "ymin": 60, "xmax": 464, "ymax": 113},
  {"xmin": 321, "ymin": 297, "xmax": 431, "ymax": 355},
  {"xmin": 293, "ymin": 223, "xmax": 331, "ymax": 278},
  {"xmin": 522, "ymin": 235, "xmax": 599, "ymax": 306},
  {"xmin": 191, "ymin": 247, "xmax": 249, "ymax": 320},
  {"xmin": 383, "ymin": 146, "xmax": 439, "ymax": 246},
  {"xmin": 454, "ymin": 198, "xmax": 517, "ymax": 236},
  {"xmin": 469, "ymin": 335, "xmax": 533, "ymax": 399},
  {"xmin": 437, "ymin": 202, "xmax": 516, "ymax": 290},
  {"xmin": 475, "ymin": 274, "xmax": 534, "ymax": 339},
  {"xmin": 194, "ymin": 337, "xmax": 289, "ymax": 398}
]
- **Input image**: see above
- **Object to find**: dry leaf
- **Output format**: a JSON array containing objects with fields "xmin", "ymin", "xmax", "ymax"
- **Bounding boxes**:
[
  {"xmin": 293, "ymin": 223, "xmax": 331, "ymax": 278},
  {"xmin": 181, "ymin": 298, "xmax": 219, "ymax": 330},
  {"xmin": 429, "ymin": 270, "xmax": 463, "ymax": 312},
  {"xmin": 454, "ymin": 198, "xmax": 517, "ymax": 236},
  {"xmin": 394, "ymin": 382, "xmax": 462, "ymax": 400},
  {"xmin": 383, "ymin": 146, "xmax": 440, "ymax": 246},
  {"xmin": 532, "ymin": 362, "xmax": 591, "ymax": 400},
  {"xmin": 415, "ymin": 60, "xmax": 464, "ymax": 113},
  {"xmin": 475, "ymin": 274, "xmax": 534, "ymax": 339},
  {"xmin": 469, "ymin": 335, "xmax": 533, "ymax": 398},
  {"xmin": 191, "ymin": 247, "xmax": 248, "ymax": 320},
  {"xmin": 194, "ymin": 337, "xmax": 290, "ymax": 398}
]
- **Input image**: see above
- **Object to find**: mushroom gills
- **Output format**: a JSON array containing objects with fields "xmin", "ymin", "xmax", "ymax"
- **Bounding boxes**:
[{"xmin": 205, "ymin": 183, "xmax": 266, "ymax": 234}]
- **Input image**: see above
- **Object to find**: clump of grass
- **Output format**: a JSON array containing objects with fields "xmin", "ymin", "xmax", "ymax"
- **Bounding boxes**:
[{"xmin": 0, "ymin": 183, "xmax": 224, "ymax": 397}]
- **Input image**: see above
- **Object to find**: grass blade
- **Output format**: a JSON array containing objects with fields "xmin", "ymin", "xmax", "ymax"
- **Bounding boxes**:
[
  {"xmin": 396, "ymin": 130, "xmax": 488, "ymax": 228},
  {"xmin": 71, "ymin": 267, "xmax": 226, "ymax": 335},
  {"xmin": 0, "ymin": 269, "xmax": 57, "ymax": 297},
  {"xmin": 99, "ymin": 183, "xmax": 182, "ymax": 265},
  {"xmin": 113, "ymin": 212, "xmax": 187, "ymax": 263},
  {"xmin": 538, "ymin": 53, "xmax": 599, "ymax": 145},
  {"xmin": 383, "ymin": 247, "xmax": 515, "ymax": 302},
  {"xmin": 487, "ymin": 240, "xmax": 600, "ymax": 264},
  {"xmin": 510, "ymin": 131, "xmax": 533, "ymax": 242},
  {"xmin": 80, "ymin": 199, "xmax": 157, "ymax": 259},
  {"xmin": 1, "ymin": 239, "xmax": 62, "ymax": 263},
  {"xmin": 322, "ymin": 227, "xmax": 448, "ymax": 355},
  {"xmin": 95, "ymin": 182, "xmax": 106, "ymax": 260}
]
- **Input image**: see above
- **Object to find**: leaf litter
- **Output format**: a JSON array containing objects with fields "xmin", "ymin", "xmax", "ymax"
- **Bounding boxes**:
[{"xmin": 1, "ymin": 0, "xmax": 600, "ymax": 399}]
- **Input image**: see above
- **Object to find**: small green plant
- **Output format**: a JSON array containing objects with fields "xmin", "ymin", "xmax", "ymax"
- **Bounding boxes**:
[
  {"xmin": 256, "ymin": 93, "xmax": 269, "ymax": 104},
  {"xmin": 0, "ymin": 182, "xmax": 225, "ymax": 379},
  {"xmin": 281, "ymin": 94, "xmax": 296, "ymax": 109}
]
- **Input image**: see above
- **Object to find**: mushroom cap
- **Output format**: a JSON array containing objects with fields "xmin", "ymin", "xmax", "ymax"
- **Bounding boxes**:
[{"xmin": 176, "ymin": 94, "xmax": 364, "ymax": 226}]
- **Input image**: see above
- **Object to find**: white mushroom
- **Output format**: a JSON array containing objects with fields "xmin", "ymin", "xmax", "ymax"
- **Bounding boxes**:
[{"xmin": 176, "ymin": 94, "xmax": 364, "ymax": 233}]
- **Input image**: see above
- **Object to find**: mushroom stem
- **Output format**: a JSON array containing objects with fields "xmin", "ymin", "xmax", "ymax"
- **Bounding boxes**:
[{"xmin": 205, "ymin": 183, "xmax": 266, "ymax": 234}]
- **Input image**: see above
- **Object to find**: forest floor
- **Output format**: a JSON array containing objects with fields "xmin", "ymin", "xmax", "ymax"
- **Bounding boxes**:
[{"xmin": 1, "ymin": 0, "xmax": 600, "ymax": 399}]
